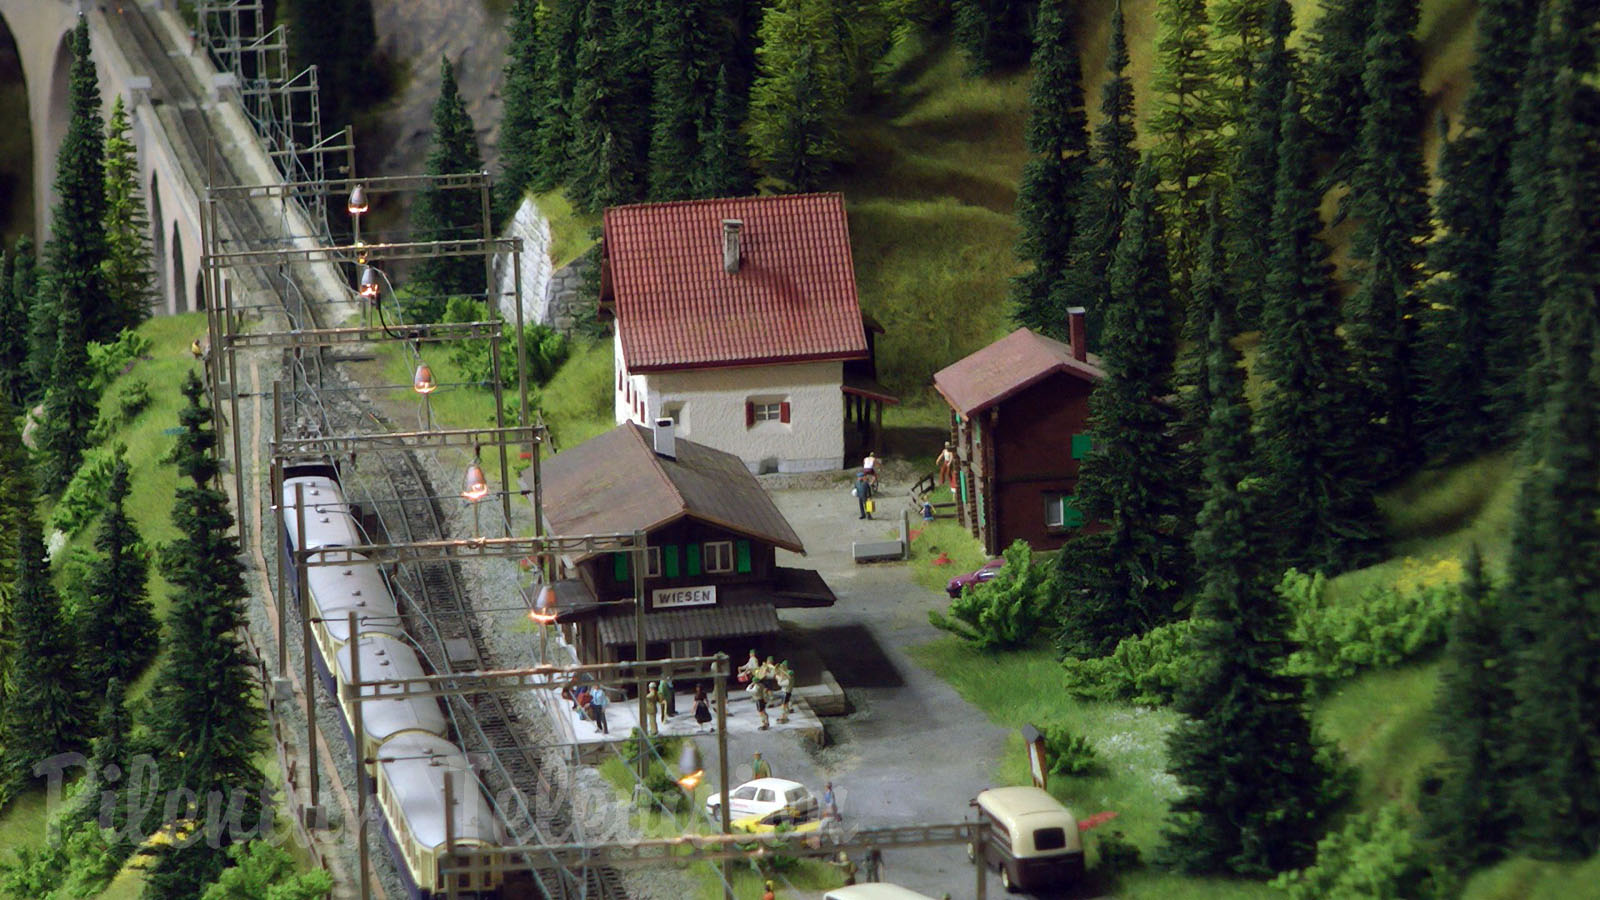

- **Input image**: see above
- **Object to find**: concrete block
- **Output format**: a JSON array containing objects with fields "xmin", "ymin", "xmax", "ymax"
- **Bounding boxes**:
[{"xmin": 853, "ymin": 540, "xmax": 905, "ymax": 563}]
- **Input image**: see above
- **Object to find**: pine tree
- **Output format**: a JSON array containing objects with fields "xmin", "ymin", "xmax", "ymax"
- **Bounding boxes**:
[
  {"xmin": 1502, "ymin": 57, "xmax": 1600, "ymax": 860},
  {"xmin": 531, "ymin": 0, "xmax": 584, "ymax": 194},
  {"xmin": 748, "ymin": 0, "xmax": 850, "ymax": 192},
  {"xmin": 1149, "ymin": 0, "xmax": 1225, "ymax": 302},
  {"xmin": 1415, "ymin": 0, "xmax": 1534, "ymax": 459},
  {"xmin": 1163, "ymin": 299, "xmax": 1339, "ymax": 875},
  {"xmin": 1304, "ymin": 0, "xmax": 1374, "ymax": 173},
  {"xmin": 144, "ymin": 371, "xmax": 263, "ymax": 894},
  {"xmin": 567, "ymin": 0, "xmax": 653, "ymax": 211},
  {"xmin": 950, "ymin": 0, "xmax": 1034, "ymax": 74},
  {"xmin": 495, "ymin": 0, "xmax": 547, "ymax": 226},
  {"xmin": 649, "ymin": 0, "xmax": 720, "ymax": 201},
  {"xmin": 75, "ymin": 677, "xmax": 135, "ymax": 842},
  {"xmin": 1343, "ymin": 0, "xmax": 1430, "ymax": 482},
  {"xmin": 0, "ymin": 398, "xmax": 28, "ymax": 699},
  {"xmin": 692, "ymin": 65, "xmax": 755, "ymax": 198},
  {"xmin": 1224, "ymin": 0, "xmax": 1294, "ymax": 331},
  {"xmin": 34, "ymin": 298, "xmax": 97, "ymax": 495},
  {"xmin": 1210, "ymin": 0, "xmax": 1273, "ymax": 129},
  {"xmin": 79, "ymin": 459, "xmax": 157, "ymax": 691},
  {"xmin": 1419, "ymin": 545, "xmax": 1514, "ymax": 876},
  {"xmin": 0, "ymin": 249, "xmax": 21, "ymax": 405},
  {"xmin": 407, "ymin": 57, "xmax": 487, "ymax": 322},
  {"xmin": 1055, "ymin": 1, "xmax": 1137, "ymax": 351},
  {"xmin": 1010, "ymin": 0, "xmax": 1089, "ymax": 338},
  {"xmin": 102, "ymin": 96, "xmax": 155, "ymax": 334},
  {"xmin": 24, "ymin": 273, "xmax": 59, "ymax": 402},
  {"xmin": 47, "ymin": 19, "xmax": 114, "ymax": 346},
  {"xmin": 1255, "ymin": 82, "xmax": 1383, "ymax": 576},
  {"xmin": 1055, "ymin": 160, "xmax": 1189, "ymax": 657},
  {"xmin": 1177, "ymin": 195, "xmax": 1229, "ymax": 523},
  {"xmin": 1, "ymin": 509, "xmax": 91, "ymax": 800}
]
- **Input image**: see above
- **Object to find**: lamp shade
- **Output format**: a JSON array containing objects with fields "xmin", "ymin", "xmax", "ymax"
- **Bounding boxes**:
[
  {"xmin": 347, "ymin": 183, "xmax": 368, "ymax": 215},
  {"xmin": 461, "ymin": 462, "xmax": 489, "ymax": 502},
  {"xmin": 413, "ymin": 363, "xmax": 437, "ymax": 394},
  {"xmin": 359, "ymin": 266, "xmax": 381, "ymax": 300},
  {"xmin": 529, "ymin": 584, "xmax": 558, "ymax": 624},
  {"xmin": 676, "ymin": 742, "xmax": 703, "ymax": 790}
]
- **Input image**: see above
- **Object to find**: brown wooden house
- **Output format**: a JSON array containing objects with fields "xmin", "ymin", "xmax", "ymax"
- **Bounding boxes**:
[
  {"xmin": 931, "ymin": 310, "xmax": 1104, "ymax": 556},
  {"xmin": 522, "ymin": 421, "xmax": 835, "ymax": 666}
]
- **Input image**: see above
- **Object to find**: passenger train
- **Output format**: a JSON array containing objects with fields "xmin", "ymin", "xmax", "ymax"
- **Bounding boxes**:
[{"xmin": 282, "ymin": 461, "xmax": 505, "ymax": 899}]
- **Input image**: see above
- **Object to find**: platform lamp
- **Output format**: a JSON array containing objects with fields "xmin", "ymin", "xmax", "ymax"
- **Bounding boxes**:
[
  {"xmin": 358, "ymin": 264, "xmax": 381, "ymax": 327},
  {"xmin": 462, "ymin": 448, "xmax": 490, "ymax": 537},
  {"xmin": 348, "ymin": 184, "xmax": 370, "ymax": 325},
  {"xmin": 412, "ymin": 352, "xmax": 437, "ymax": 431},
  {"xmin": 529, "ymin": 583, "xmax": 557, "ymax": 663},
  {"xmin": 677, "ymin": 741, "xmax": 704, "ymax": 810}
]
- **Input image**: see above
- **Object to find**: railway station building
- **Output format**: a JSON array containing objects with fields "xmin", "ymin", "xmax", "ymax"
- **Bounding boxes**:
[{"xmin": 521, "ymin": 420, "xmax": 836, "ymax": 670}]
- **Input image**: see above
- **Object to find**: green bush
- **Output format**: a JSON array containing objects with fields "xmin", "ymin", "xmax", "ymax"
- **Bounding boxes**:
[
  {"xmin": 1280, "ymin": 564, "xmax": 1464, "ymax": 688},
  {"xmin": 1061, "ymin": 619, "xmax": 1198, "ymax": 706},
  {"xmin": 930, "ymin": 539, "xmax": 1053, "ymax": 651},
  {"xmin": 85, "ymin": 329, "xmax": 153, "ymax": 392},
  {"xmin": 1094, "ymin": 829, "xmax": 1144, "ymax": 879},
  {"xmin": 1043, "ymin": 725, "xmax": 1099, "ymax": 776},
  {"xmin": 1272, "ymin": 805, "xmax": 1436, "ymax": 899},
  {"xmin": 444, "ymin": 297, "xmax": 570, "ymax": 389},
  {"xmin": 48, "ymin": 446, "xmax": 123, "ymax": 537},
  {"xmin": 114, "ymin": 378, "xmax": 151, "ymax": 422}
]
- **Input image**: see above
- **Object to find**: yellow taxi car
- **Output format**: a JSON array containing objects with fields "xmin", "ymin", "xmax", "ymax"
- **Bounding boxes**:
[{"xmin": 729, "ymin": 806, "xmax": 827, "ymax": 836}]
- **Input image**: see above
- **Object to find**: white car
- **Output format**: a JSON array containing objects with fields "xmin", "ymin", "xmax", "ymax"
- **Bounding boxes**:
[{"xmin": 704, "ymin": 777, "xmax": 817, "ymax": 823}]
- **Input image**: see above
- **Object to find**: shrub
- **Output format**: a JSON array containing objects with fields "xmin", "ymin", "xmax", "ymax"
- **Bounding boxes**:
[
  {"xmin": 1061, "ymin": 619, "xmax": 1198, "ymax": 706},
  {"xmin": 444, "ymin": 297, "xmax": 570, "ymax": 389},
  {"xmin": 48, "ymin": 446, "xmax": 123, "ymax": 536},
  {"xmin": 930, "ymin": 539, "xmax": 1053, "ymax": 651},
  {"xmin": 86, "ymin": 329, "xmax": 153, "ymax": 392},
  {"xmin": 1280, "ymin": 564, "xmax": 1465, "ymax": 688},
  {"xmin": 114, "ymin": 378, "xmax": 151, "ymax": 422},
  {"xmin": 1043, "ymin": 725, "xmax": 1099, "ymax": 776},
  {"xmin": 1272, "ymin": 806, "xmax": 1436, "ymax": 899},
  {"xmin": 1094, "ymin": 829, "xmax": 1144, "ymax": 879}
]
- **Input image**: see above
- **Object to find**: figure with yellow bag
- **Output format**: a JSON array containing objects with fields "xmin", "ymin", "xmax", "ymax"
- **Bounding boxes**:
[{"xmin": 853, "ymin": 470, "xmax": 875, "ymax": 520}]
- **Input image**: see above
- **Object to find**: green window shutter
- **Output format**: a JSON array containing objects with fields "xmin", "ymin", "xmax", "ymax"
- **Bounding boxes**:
[
  {"xmin": 613, "ymin": 553, "xmax": 629, "ymax": 582},
  {"xmin": 687, "ymin": 544, "xmax": 702, "ymax": 576},
  {"xmin": 735, "ymin": 540, "xmax": 752, "ymax": 573},
  {"xmin": 1062, "ymin": 495, "xmax": 1085, "ymax": 528},
  {"xmin": 1071, "ymin": 434, "xmax": 1093, "ymax": 459},
  {"xmin": 664, "ymin": 545, "xmax": 680, "ymax": 578}
]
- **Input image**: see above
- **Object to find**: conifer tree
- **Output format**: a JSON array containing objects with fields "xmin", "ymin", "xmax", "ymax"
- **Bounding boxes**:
[
  {"xmin": 1419, "ymin": 545, "xmax": 1514, "ymax": 876},
  {"xmin": 74, "ymin": 677, "xmax": 135, "ymax": 845},
  {"xmin": 692, "ymin": 65, "xmax": 755, "ymax": 198},
  {"xmin": 24, "ymin": 274, "xmax": 59, "ymax": 402},
  {"xmin": 47, "ymin": 19, "xmax": 115, "ymax": 346},
  {"xmin": 79, "ymin": 459, "xmax": 157, "ymax": 691},
  {"xmin": 1010, "ymin": 0, "xmax": 1089, "ymax": 338},
  {"xmin": 1255, "ymin": 82, "xmax": 1383, "ymax": 576},
  {"xmin": 0, "ymin": 250, "xmax": 21, "ymax": 405},
  {"xmin": 35, "ymin": 299, "xmax": 97, "ymax": 495},
  {"xmin": 1304, "ymin": 0, "xmax": 1374, "ymax": 172},
  {"xmin": 0, "ymin": 398, "xmax": 27, "ymax": 696},
  {"xmin": 649, "ymin": 0, "xmax": 720, "ymax": 201},
  {"xmin": 531, "ymin": 0, "xmax": 583, "ymax": 194},
  {"xmin": 102, "ymin": 96, "xmax": 155, "ymax": 333},
  {"xmin": 1055, "ymin": 1, "xmax": 1137, "ymax": 350},
  {"xmin": 1210, "ymin": 0, "xmax": 1273, "ymax": 129},
  {"xmin": 950, "ymin": 0, "xmax": 1034, "ymax": 73},
  {"xmin": 144, "ymin": 371, "xmax": 263, "ymax": 894},
  {"xmin": 1343, "ymin": 0, "xmax": 1429, "ymax": 482},
  {"xmin": 1177, "ymin": 195, "xmax": 1229, "ymax": 522},
  {"xmin": 1, "ymin": 509, "xmax": 91, "ymax": 800},
  {"xmin": 1163, "ymin": 301, "xmax": 1338, "ymax": 875},
  {"xmin": 1149, "ymin": 0, "xmax": 1224, "ymax": 300},
  {"xmin": 407, "ymin": 58, "xmax": 487, "ymax": 322},
  {"xmin": 1502, "ymin": 59, "xmax": 1600, "ymax": 860},
  {"xmin": 1416, "ymin": 0, "xmax": 1534, "ymax": 458},
  {"xmin": 495, "ymin": 0, "xmax": 547, "ymax": 226},
  {"xmin": 1484, "ymin": 0, "xmax": 1562, "ymax": 436},
  {"xmin": 748, "ymin": 0, "xmax": 850, "ymax": 192},
  {"xmin": 568, "ymin": 0, "xmax": 653, "ymax": 211},
  {"xmin": 1055, "ymin": 160, "xmax": 1189, "ymax": 657},
  {"xmin": 1224, "ymin": 0, "xmax": 1294, "ymax": 331}
]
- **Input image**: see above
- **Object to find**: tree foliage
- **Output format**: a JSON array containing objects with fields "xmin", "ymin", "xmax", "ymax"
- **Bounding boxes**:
[
  {"xmin": 1149, "ymin": 0, "xmax": 1224, "ymax": 298},
  {"xmin": 407, "ymin": 58, "xmax": 487, "ymax": 322},
  {"xmin": 101, "ymin": 96, "xmax": 155, "ymax": 334},
  {"xmin": 1224, "ymin": 0, "xmax": 1294, "ymax": 331},
  {"xmin": 79, "ymin": 460, "xmax": 157, "ymax": 691},
  {"xmin": 1304, "ymin": 0, "xmax": 1373, "ymax": 173},
  {"xmin": 950, "ymin": 0, "xmax": 1034, "ymax": 74},
  {"xmin": 495, "ymin": 0, "xmax": 547, "ymax": 225},
  {"xmin": 930, "ymin": 540, "xmax": 1053, "ymax": 651},
  {"xmin": 46, "ymin": 19, "xmax": 113, "ymax": 345},
  {"xmin": 649, "ymin": 0, "xmax": 722, "ymax": 201},
  {"xmin": 748, "ymin": 0, "xmax": 850, "ymax": 192},
  {"xmin": 567, "ymin": 0, "xmax": 652, "ymax": 212},
  {"xmin": 198, "ymin": 840, "xmax": 334, "ymax": 900},
  {"xmin": 1272, "ymin": 806, "xmax": 1435, "ymax": 898},
  {"xmin": 0, "ymin": 250, "xmax": 23, "ymax": 405},
  {"xmin": 35, "ymin": 300, "xmax": 98, "ymax": 495}
]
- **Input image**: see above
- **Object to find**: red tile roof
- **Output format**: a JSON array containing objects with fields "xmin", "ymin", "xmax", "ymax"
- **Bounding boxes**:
[
  {"xmin": 604, "ymin": 193, "xmax": 870, "ymax": 372},
  {"xmin": 933, "ymin": 328, "xmax": 1104, "ymax": 417}
]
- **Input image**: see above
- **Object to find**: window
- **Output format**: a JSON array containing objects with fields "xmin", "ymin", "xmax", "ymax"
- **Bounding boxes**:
[
  {"xmin": 1046, "ymin": 495, "xmax": 1085, "ymax": 530},
  {"xmin": 661, "ymin": 401, "xmax": 684, "ymax": 424},
  {"xmin": 744, "ymin": 397, "xmax": 791, "ymax": 427},
  {"xmin": 756, "ymin": 789, "xmax": 775, "ymax": 803},
  {"xmin": 733, "ymin": 786, "xmax": 758, "ymax": 801},
  {"xmin": 644, "ymin": 547, "xmax": 662, "ymax": 578},
  {"xmin": 753, "ymin": 402, "xmax": 783, "ymax": 422},
  {"xmin": 705, "ymin": 541, "xmax": 734, "ymax": 573},
  {"xmin": 1034, "ymin": 827, "xmax": 1067, "ymax": 851}
]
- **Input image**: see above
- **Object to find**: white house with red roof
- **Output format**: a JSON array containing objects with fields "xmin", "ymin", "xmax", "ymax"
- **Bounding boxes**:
[{"xmin": 601, "ymin": 193, "xmax": 892, "ymax": 473}]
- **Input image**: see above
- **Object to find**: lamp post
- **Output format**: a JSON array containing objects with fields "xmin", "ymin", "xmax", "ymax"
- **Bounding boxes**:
[
  {"xmin": 348, "ymin": 184, "xmax": 369, "ymax": 326},
  {"xmin": 462, "ymin": 454, "xmax": 489, "ymax": 537},
  {"xmin": 529, "ymin": 583, "xmax": 557, "ymax": 664},
  {"xmin": 413, "ymin": 360, "xmax": 437, "ymax": 430}
]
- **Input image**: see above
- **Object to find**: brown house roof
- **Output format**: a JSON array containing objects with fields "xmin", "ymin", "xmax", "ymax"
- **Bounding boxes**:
[
  {"xmin": 932, "ymin": 328, "xmax": 1104, "ymax": 417},
  {"xmin": 603, "ymin": 193, "xmax": 870, "ymax": 372},
  {"xmin": 530, "ymin": 424, "xmax": 805, "ymax": 559}
]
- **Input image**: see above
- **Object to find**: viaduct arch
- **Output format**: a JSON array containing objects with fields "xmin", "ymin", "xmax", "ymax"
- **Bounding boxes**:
[{"xmin": 0, "ymin": 0, "xmax": 205, "ymax": 316}]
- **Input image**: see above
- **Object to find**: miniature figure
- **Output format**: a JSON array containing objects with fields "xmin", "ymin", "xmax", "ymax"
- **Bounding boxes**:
[
  {"xmin": 775, "ymin": 662, "xmax": 794, "ymax": 724},
  {"xmin": 693, "ymin": 684, "xmax": 713, "ymax": 732},
  {"xmin": 660, "ymin": 673, "xmax": 677, "ymax": 717},
  {"xmin": 753, "ymin": 681, "xmax": 771, "ymax": 730},
  {"xmin": 751, "ymin": 751, "xmax": 771, "ymax": 779},
  {"xmin": 644, "ymin": 683, "xmax": 662, "ymax": 735},
  {"xmin": 937, "ymin": 441, "xmax": 957, "ymax": 489},
  {"xmin": 588, "ymin": 685, "xmax": 609, "ymax": 734},
  {"xmin": 853, "ymin": 470, "xmax": 875, "ymax": 520}
]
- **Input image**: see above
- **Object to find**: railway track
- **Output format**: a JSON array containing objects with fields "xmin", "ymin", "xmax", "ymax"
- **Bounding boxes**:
[{"xmin": 104, "ymin": 8, "xmax": 629, "ymax": 900}]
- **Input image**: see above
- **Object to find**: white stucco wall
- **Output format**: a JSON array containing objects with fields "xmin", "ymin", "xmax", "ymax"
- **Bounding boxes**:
[{"xmin": 613, "ymin": 332, "xmax": 845, "ymax": 473}]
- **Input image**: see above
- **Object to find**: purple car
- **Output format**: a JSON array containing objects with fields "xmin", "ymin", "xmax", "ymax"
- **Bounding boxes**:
[{"xmin": 946, "ymin": 559, "xmax": 1005, "ymax": 598}]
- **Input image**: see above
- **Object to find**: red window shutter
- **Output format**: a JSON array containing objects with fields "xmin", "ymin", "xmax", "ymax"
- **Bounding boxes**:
[
  {"xmin": 617, "ymin": 369, "xmax": 623, "ymax": 390},
  {"xmin": 779, "ymin": 401, "xmax": 791, "ymax": 423},
  {"xmin": 745, "ymin": 402, "xmax": 755, "ymax": 427}
]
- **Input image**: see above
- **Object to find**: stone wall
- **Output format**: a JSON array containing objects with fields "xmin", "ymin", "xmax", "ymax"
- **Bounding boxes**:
[{"xmin": 492, "ymin": 195, "xmax": 593, "ymax": 335}]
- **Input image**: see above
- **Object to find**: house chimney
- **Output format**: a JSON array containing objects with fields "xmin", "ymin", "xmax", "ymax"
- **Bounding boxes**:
[
  {"xmin": 1067, "ymin": 307, "xmax": 1088, "ymax": 362},
  {"xmin": 653, "ymin": 417, "xmax": 677, "ymax": 459},
  {"xmin": 722, "ymin": 219, "xmax": 743, "ymax": 274}
]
